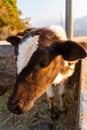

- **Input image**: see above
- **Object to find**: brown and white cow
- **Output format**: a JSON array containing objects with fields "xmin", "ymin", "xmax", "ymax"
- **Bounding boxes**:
[{"xmin": 6, "ymin": 25, "xmax": 86, "ymax": 117}]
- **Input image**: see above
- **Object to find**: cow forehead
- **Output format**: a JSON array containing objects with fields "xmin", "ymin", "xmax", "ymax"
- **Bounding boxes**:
[
  {"xmin": 17, "ymin": 35, "xmax": 39, "ymax": 74},
  {"xmin": 16, "ymin": 25, "xmax": 67, "ymax": 74}
]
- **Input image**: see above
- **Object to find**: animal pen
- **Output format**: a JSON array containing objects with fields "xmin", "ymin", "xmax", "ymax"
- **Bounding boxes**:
[{"xmin": 0, "ymin": 1, "xmax": 87, "ymax": 130}]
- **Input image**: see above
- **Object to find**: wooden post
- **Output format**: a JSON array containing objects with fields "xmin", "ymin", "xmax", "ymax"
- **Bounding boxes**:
[{"xmin": 65, "ymin": 0, "xmax": 73, "ymax": 39}]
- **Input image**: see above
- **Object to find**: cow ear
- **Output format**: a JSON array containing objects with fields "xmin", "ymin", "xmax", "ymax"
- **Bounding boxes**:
[
  {"xmin": 49, "ymin": 41, "xmax": 87, "ymax": 61},
  {"xmin": 6, "ymin": 36, "xmax": 21, "ymax": 47}
]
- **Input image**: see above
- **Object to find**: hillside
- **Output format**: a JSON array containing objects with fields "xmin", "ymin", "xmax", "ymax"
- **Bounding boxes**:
[{"xmin": 74, "ymin": 16, "xmax": 87, "ymax": 36}]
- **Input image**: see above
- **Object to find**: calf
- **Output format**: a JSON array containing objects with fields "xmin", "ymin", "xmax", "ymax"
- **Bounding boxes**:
[{"xmin": 7, "ymin": 25, "xmax": 86, "ymax": 117}]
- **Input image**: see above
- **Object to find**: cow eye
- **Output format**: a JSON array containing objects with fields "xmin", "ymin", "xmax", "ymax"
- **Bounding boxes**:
[
  {"xmin": 38, "ymin": 59, "xmax": 49, "ymax": 68},
  {"xmin": 33, "ymin": 59, "xmax": 49, "ymax": 72}
]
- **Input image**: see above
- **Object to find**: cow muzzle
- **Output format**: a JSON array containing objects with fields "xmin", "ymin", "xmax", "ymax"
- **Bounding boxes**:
[{"xmin": 7, "ymin": 96, "xmax": 34, "ymax": 114}]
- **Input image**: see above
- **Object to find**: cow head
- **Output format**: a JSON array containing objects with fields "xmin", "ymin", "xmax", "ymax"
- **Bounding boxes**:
[{"xmin": 6, "ymin": 29, "xmax": 86, "ymax": 115}]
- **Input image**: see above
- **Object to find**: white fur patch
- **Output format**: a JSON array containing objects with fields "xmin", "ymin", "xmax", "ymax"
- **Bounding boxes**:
[
  {"xmin": 46, "ymin": 85, "xmax": 54, "ymax": 97},
  {"xmin": 53, "ymin": 62, "xmax": 75, "ymax": 85},
  {"xmin": 53, "ymin": 73, "xmax": 66, "ymax": 84},
  {"xmin": 49, "ymin": 25, "xmax": 67, "ymax": 40},
  {"xmin": 17, "ymin": 35, "xmax": 39, "ymax": 74}
]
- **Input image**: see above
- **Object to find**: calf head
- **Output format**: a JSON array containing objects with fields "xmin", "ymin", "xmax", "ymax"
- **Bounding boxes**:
[{"xmin": 6, "ymin": 32, "xmax": 86, "ymax": 114}]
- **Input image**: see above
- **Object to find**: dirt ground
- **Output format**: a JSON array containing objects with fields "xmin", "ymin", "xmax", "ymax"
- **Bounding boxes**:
[{"xmin": 0, "ymin": 62, "xmax": 81, "ymax": 130}]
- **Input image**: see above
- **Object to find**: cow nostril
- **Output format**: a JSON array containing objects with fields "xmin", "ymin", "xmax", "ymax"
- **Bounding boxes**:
[
  {"xmin": 9, "ymin": 103, "xmax": 22, "ymax": 114},
  {"xmin": 14, "ymin": 105, "xmax": 21, "ymax": 113}
]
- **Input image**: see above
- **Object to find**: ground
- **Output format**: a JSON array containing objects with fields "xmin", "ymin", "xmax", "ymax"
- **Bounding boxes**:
[{"xmin": 0, "ymin": 62, "xmax": 81, "ymax": 130}]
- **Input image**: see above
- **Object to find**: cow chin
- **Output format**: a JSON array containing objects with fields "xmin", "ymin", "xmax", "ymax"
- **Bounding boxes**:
[{"xmin": 20, "ymin": 102, "xmax": 34, "ymax": 114}]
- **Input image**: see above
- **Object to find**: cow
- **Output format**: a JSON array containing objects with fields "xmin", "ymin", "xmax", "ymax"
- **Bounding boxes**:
[{"xmin": 6, "ymin": 25, "xmax": 86, "ymax": 118}]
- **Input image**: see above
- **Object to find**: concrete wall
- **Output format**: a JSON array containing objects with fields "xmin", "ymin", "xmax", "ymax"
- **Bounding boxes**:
[{"xmin": 0, "ymin": 41, "xmax": 16, "ymax": 95}]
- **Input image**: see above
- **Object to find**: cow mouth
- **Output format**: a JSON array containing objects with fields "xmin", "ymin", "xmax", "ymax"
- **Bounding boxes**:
[{"xmin": 7, "ymin": 98, "xmax": 34, "ymax": 115}]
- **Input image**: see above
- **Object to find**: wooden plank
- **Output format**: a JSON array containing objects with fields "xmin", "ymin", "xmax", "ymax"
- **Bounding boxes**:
[
  {"xmin": 79, "ymin": 57, "xmax": 87, "ymax": 129},
  {"xmin": 72, "ymin": 37, "xmax": 87, "ymax": 129}
]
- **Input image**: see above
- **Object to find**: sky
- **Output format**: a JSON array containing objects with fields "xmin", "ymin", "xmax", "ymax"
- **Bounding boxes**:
[{"xmin": 17, "ymin": 0, "xmax": 87, "ymax": 27}]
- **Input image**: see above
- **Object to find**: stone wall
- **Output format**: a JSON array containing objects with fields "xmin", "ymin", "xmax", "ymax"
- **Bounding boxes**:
[{"xmin": 0, "ymin": 41, "xmax": 16, "ymax": 95}]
